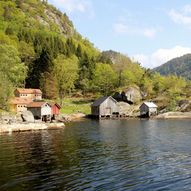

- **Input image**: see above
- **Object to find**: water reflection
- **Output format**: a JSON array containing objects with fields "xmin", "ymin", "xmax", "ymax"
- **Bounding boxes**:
[{"xmin": 1, "ymin": 119, "xmax": 191, "ymax": 190}]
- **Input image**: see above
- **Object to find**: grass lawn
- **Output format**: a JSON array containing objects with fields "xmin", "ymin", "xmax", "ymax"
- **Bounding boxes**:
[{"xmin": 60, "ymin": 97, "xmax": 92, "ymax": 115}]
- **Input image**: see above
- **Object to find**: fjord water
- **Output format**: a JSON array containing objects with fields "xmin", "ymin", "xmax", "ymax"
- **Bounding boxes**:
[{"xmin": 1, "ymin": 119, "xmax": 191, "ymax": 191}]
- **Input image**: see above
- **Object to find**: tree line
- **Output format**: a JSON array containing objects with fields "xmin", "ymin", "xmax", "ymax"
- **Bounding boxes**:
[{"xmin": 0, "ymin": 0, "xmax": 190, "ymax": 111}]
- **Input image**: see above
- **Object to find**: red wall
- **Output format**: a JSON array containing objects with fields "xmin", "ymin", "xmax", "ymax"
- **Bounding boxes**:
[{"xmin": 51, "ymin": 105, "xmax": 60, "ymax": 115}]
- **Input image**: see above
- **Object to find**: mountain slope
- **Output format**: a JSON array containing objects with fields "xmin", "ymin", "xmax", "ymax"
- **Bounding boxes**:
[
  {"xmin": 0, "ymin": 0, "xmax": 74, "ymax": 36},
  {"xmin": 0, "ymin": 0, "xmax": 101, "ymax": 102},
  {"xmin": 153, "ymin": 54, "xmax": 191, "ymax": 80},
  {"xmin": 101, "ymin": 50, "xmax": 132, "ymax": 64}
]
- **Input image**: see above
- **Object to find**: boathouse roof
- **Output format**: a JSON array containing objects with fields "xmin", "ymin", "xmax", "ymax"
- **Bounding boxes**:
[
  {"xmin": 92, "ymin": 96, "xmax": 117, "ymax": 107},
  {"xmin": 141, "ymin": 102, "xmax": 158, "ymax": 108},
  {"xmin": 27, "ymin": 102, "xmax": 50, "ymax": 108}
]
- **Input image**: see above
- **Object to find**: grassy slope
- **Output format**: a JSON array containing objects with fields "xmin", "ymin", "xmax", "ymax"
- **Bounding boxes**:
[{"xmin": 61, "ymin": 97, "xmax": 92, "ymax": 115}]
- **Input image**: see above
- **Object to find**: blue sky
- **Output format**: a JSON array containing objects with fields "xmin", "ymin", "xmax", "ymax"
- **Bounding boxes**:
[{"xmin": 49, "ymin": 0, "xmax": 191, "ymax": 68}]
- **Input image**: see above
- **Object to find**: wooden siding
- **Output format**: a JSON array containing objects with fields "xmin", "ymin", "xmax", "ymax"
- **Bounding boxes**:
[
  {"xmin": 41, "ymin": 103, "xmax": 52, "ymax": 116},
  {"xmin": 99, "ymin": 98, "xmax": 119, "ymax": 116},
  {"xmin": 91, "ymin": 106, "xmax": 99, "ymax": 116},
  {"xmin": 10, "ymin": 104, "xmax": 27, "ymax": 113},
  {"xmin": 14, "ymin": 89, "xmax": 42, "ymax": 100},
  {"xmin": 91, "ymin": 97, "xmax": 119, "ymax": 117},
  {"xmin": 51, "ymin": 104, "xmax": 61, "ymax": 115},
  {"xmin": 140, "ymin": 103, "xmax": 157, "ymax": 117},
  {"xmin": 27, "ymin": 103, "xmax": 51, "ymax": 119}
]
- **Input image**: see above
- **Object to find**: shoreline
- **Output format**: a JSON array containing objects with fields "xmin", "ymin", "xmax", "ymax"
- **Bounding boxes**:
[
  {"xmin": 68, "ymin": 112, "xmax": 191, "ymax": 120},
  {"xmin": 1, "ymin": 111, "xmax": 191, "ymax": 134},
  {"xmin": 0, "ymin": 112, "xmax": 87, "ymax": 134},
  {"xmin": 0, "ymin": 122, "xmax": 65, "ymax": 134},
  {"xmin": 155, "ymin": 112, "xmax": 191, "ymax": 119}
]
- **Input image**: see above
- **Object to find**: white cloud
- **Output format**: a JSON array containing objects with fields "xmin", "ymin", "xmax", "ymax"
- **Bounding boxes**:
[
  {"xmin": 143, "ymin": 28, "xmax": 156, "ymax": 38},
  {"xmin": 50, "ymin": 0, "xmax": 93, "ymax": 15},
  {"xmin": 113, "ymin": 22, "xmax": 157, "ymax": 39},
  {"xmin": 133, "ymin": 46, "xmax": 191, "ymax": 69},
  {"xmin": 169, "ymin": 10, "xmax": 191, "ymax": 25},
  {"xmin": 183, "ymin": 5, "xmax": 191, "ymax": 14},
  {"xmin": 113, "ymin": 23, "xmax": 129, "ymax": 34},
  {"xmin": 169, "ymin": 5, "xmax": 191, "ymax": 26}
]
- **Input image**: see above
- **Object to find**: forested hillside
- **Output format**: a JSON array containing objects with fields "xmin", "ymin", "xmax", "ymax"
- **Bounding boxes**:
[
  {"xmin": 0, "ymin": 0, "xmax": 190, "ymax": 111},
  {"xmin": 0, "ymin": 0, "xmax": 99, "ymax": 108},
  {"xmin": 153, "ymin": 54, "xmax": 191, "ymax": 80}
]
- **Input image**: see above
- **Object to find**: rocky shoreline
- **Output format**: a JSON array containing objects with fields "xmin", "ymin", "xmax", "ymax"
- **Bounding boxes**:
[
  {"xmin": 1, "ymin": 111, "xmax": 191, "ymax": 134},
  {"xmin": 62, "ymin": 111, "xmax": 191, "ymax": 120},
  {"xmin": 0, "ymin": 122, "xmax": 65, "ymax": 134},
  {"xmin": 155, "ymin": 112, "xmax": 191, "ymax": 119},
  {"xmin": 0, "ymin": 112, "xmax": 87, "ymax": 134},
  {"xmin": 60, "ymin": 113, "xmax": 87, "ymax": 122}
]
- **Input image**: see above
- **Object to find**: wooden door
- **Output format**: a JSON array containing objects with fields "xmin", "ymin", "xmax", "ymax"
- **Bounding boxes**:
[{"xmin": 105, "ymin": 107, "xmax": 111, "ymax": 115}]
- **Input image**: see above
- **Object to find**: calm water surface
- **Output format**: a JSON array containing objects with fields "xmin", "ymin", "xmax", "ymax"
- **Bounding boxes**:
[{"xmin": 1, "ymin": 119, "xmax": 191, "ymax": 191}]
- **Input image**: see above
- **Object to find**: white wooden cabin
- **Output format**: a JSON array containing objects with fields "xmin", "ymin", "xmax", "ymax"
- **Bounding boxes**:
[
  {"xmin": 140, "ymin": 102, "xmax": 158, "ymax": 117},
  {"xmin": 27, "ymin": 102, "xmax": 51, "ymax": 121},
  {"xmin": 91, "ymin": 96, "xmax": 119, "ymax": 118}
]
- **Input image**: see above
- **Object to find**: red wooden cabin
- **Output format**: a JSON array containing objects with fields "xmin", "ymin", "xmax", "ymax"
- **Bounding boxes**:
[{"xmin": 51, "ymin": 103, "xmax": 61, "ymax": 116}]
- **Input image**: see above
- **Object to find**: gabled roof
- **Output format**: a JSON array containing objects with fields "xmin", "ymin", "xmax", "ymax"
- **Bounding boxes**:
[
  {"xmin": 27, "ymin": 102, "xmax": 50, "ymax": 108},
  {"xmin": 50, "ymin": 103, "xmax": 61, "ymax": 109},
  {"xmin": 141, "ymin": 102, "xmax": 158, "ymax": 108},
  {"xmin": 92, "ymin": 96, "xmax": 117, "ymax": 107},
  {"xmin": 15, "ymin": 88, "xmax": 42, "ymax": 94},
  {"xmin": 10, "ymin": 97, "xmax": 33, "ymax": 105}
]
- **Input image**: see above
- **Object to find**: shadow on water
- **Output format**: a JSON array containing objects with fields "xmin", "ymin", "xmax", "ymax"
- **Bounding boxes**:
[{"xmin": 1, "ymin": 119, "xmax": 191, "ymax": 190}]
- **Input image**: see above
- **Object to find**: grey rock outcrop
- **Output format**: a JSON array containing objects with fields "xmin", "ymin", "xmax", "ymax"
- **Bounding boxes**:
[
  {"xmin": 117, "ymin": 102, "xmax": 140, "ymax": 117},
  {"xmin": 21, "ymin": 111, "xmax": 35, "ymax": 123},
  {"xmin": 121, "ymin": 86, "xmax": 142, "ymax": 104},
  {"xmin": 0, "ymin": 113, "xmax": 16, "ymax": 124}
]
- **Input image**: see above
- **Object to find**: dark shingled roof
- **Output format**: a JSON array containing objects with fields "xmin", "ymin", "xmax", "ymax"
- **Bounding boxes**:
[{"xmin": 92, "ymin": 96, "xmax": 117, "ymax": 107}]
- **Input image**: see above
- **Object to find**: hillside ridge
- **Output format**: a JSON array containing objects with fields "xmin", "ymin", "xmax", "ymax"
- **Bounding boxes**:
[{"xmin": 153, "ymin": 54, "xmax": 191, "ymax": 79}]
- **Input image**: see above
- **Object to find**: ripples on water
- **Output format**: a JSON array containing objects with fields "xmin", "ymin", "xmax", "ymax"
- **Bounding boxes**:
[{"xmin": 1, "ymin": 119, "xmax": 191, "ymax": 190}]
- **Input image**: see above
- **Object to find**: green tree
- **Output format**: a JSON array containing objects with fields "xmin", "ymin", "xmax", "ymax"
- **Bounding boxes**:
[
  {"xmin": 76, "ymin": 44, "xmax": 83, "ymax": 58},
  {"xmin": 26, "ymin": 48, "xmax": 53, "ymax": 88},
  {"xmin": 40, "ymin": 71, "xmax": 58, "ymax": 99},
  {"xmin": 92, "ymin": 63, "xmax": 117, "ymax": 95},
  {"xmin": 113, "ymin": 54, "xmax": 128, "ymax": 87},
  {"xmin": 112, "ymin": 54, "xmax": 143, "ymax": 88},
  {"xmin": 163, "ymin": 75, "xmax": 186, "ymax": 94},
  {"xmin": 0, "ymin": 75, "xmax": 13, "ymax": 110},
  {"xmin": 152, "ymin": 73, "xmax": 166, "ymax": 94},
  {"xmin": 18, "ymin": 41, "xmax": 35, "ymax": 64},
  {"xmin": 0, "ymin": 44, "xmax": 27, "ymax": 87},
  {"xmin": 0, "ymin": 44, "xmax": 27, "ymax": 109},
  {"xmin": 54, "ymin": 54, "xmax": 79, "ymax": 105}
]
